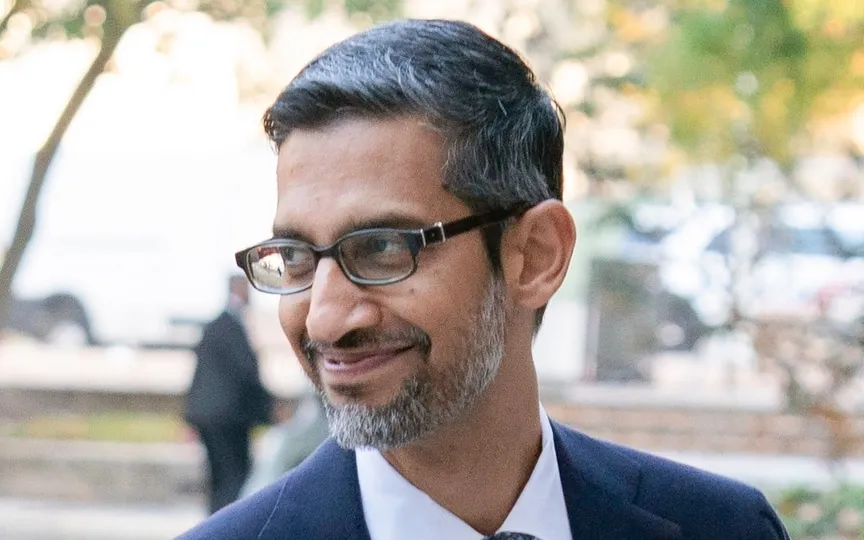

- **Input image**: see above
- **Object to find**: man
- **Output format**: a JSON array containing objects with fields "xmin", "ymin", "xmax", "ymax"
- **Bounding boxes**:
[
  {"xmin": 181, "ymin": 19, "xmax": 789, "ymax": 540},
  {"xmin": 184, "ymin": 275, "xmax": 273, "ymax": 514}
]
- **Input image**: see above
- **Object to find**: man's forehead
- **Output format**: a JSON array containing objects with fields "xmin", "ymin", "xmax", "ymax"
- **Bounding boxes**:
[
  {"xmin": 273, "ymin": 167, "xmax": 443, "ymax": 216},
  {"xmin": 271, "ymin": 181, "xmax": 475, "ymax": 244},
  {"xmin": 275, "ymin": 115, "xmax": 443, "ymax": 162},
  {"xmin": 271, "ymin": 178, "xmax": 465, "ymax": 241},
  {"xmin": 270, "ymin": 209, "xmax": 432, "ymax": 243},
  {"xmin": 270, "ymin": 116, "xmax": 462, "ymax": 241}
]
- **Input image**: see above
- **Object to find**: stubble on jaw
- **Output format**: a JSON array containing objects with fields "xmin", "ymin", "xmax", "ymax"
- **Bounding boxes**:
[{"xmin": 300, "ymin": 277, "xmax": 507, "ymax": 451}]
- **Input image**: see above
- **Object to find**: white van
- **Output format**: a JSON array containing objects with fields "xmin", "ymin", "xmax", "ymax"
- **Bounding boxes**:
[{"xmin": 2, "ymin": 140, "xmax": 276, "ymax": 348}]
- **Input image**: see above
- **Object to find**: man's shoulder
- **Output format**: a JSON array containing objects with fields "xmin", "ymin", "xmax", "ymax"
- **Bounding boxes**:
[
  {"xmin": 564, "ymin": 423, "xmax": 764, "ymax": 501},
  {"xmin": 196, "ymin": 312, "xmax": 241, "ymax": 347},
  {"xmin": 207, "ymin": 310, "xmax": 238, "ymax": 330},
  {"xmin": 552, "ymin": 421, "xmax": 787, "ymax": 538},
  {"xmin": 177, "ymin": 439, "xmax": 366, "ymax": 540},
  {"xmin": 177, "ymin": 479, "xmax": 286, "ymax": 540}
]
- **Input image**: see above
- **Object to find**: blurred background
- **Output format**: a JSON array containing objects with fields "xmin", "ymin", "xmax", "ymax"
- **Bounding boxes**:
[{"xmin": 1, "ymin": 0, "xmax": 863, "ymax": 538}]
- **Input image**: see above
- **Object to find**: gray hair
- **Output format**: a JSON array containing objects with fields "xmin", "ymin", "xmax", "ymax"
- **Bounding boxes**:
[{"xmin": 263, "ymin": 19, "xmax": 565, "ymax": 328}]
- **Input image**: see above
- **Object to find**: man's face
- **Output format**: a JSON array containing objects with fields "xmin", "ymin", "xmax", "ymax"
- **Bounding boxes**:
[{"xmin": 273, "ymin": 116, "xmax": 508, "ymax": 449}]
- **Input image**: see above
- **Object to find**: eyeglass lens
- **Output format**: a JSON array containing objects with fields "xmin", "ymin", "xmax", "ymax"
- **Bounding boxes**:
[{"xmin": 246, "ymin": 231, "xmax": 416, "ymax": 292}]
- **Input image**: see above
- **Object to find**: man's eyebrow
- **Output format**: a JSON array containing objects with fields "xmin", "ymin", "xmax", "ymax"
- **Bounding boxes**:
[
  {"xmin": 271, "ymin": 226, "xmax": 312, "ymax": 242},
  {"xmin": 342, "ymin": 214, "xmax": 430, "ymax": 233},
  {"xmin": 271, "ymin": 214, "xmax": 431, "ymax": 243}
]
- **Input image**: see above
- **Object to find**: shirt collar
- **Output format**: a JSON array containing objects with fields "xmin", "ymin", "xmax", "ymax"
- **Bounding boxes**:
[{"xmin": 356, "ymin": 404, "xmax": 572, "ymax": 540}]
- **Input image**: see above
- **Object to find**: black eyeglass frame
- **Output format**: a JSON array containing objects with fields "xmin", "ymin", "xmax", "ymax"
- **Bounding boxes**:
[{"xmin": 235, "ymin": 205, "xmax": 530, "ymax": 294}]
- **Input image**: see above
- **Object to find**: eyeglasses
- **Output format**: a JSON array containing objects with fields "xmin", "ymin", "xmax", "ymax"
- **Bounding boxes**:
[{"xmin": 235, "ymin": 206, "xmax": 527, "ymax": 295}]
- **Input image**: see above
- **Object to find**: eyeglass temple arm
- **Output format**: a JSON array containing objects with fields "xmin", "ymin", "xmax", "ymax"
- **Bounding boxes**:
[{"xmin": 422, "ymin": 205, "xmax": 530, "ymax": 246}]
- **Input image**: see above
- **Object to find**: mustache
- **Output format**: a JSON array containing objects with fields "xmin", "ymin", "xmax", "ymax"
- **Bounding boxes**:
[{"xmin": 301, "ymin": 327, "xmax": 431, "ymax": 361}]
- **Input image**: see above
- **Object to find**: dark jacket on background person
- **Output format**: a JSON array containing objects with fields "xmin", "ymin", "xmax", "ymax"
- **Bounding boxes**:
[
  {"xmin": 185, "ymin": 310, "xmax": 271, "ymax": 428},
  {"xmin": 184, "ymin": 309, "xmax": 273, "ymax": 514}
]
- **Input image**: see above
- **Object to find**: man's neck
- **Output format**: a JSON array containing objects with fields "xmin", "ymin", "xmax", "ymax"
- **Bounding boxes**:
[{"xmin": 381, "ymin": 364, "xmax": 542, "ymax": 536}]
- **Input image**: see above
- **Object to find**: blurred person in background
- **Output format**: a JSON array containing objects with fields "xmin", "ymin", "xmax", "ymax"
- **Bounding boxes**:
[
  {"xmin": 184, "ymin": 275, "xmax": 273, "ymax": 514},
  {"xmin": 181, "ymin": 19, "xmax": 789, "ymax": 540},
  {"xmin": 238, "ymin": 390, "xmax": 329, "ymax": 499}
]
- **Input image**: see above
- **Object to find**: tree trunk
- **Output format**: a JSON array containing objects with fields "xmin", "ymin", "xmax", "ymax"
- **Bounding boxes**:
[{"xmin": 0, "ymin": 4, "xmax": 136, "ymax": 343}]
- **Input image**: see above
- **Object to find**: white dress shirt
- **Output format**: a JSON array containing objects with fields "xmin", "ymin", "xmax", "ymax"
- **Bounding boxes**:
[{"xmin": 356, "ymin": 405, "xmax": 572, "ymax": 540}]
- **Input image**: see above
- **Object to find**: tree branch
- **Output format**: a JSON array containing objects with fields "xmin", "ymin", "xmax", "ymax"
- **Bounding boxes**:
[
  {"xmin": 0, "ymin": 0, "xmax": 27, "ymax": 38},
  {"xmin": 0, "ymin": 4, "xmax": 138, "ymax": 341}
]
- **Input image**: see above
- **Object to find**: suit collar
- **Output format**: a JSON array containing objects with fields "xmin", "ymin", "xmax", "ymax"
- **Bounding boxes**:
[
  {"xmin": 259, "ymin": 439, "xmax": 371, "ymax": 540},
  {"xmin": 264, "ymin": 423, "xmax": 682, "ymax": 540},
  {"xmin": 551, "ymin": 421, "xmax": 682, "ymax": 540}
]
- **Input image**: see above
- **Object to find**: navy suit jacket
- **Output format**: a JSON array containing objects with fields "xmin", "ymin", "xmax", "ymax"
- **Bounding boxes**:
[{"xmin": 178, "ymin": 421, "xmax": 790, "ymax": 539}]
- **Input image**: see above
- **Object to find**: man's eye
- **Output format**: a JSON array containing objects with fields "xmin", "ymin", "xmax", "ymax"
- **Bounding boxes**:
[
  {"xmin": 282, "ymin": 246, "xmax": 313, "ymax": 265},
  {"xmin": 344, "ymin": 233, "xmax": 409, "ymax": 261},
  {"xmin": 367, "ymin": 237, "xmax": 403, "ymax": 253}
]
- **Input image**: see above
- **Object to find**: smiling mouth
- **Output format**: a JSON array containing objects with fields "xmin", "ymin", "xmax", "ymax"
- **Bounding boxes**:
[{"xmin": 320, "ymin": 344, "xmax": 415, "ymax": 375}]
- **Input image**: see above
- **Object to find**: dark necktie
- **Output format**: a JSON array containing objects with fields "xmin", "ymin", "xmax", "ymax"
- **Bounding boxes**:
[{"xmin": 483, "ymin": 533, "xmax": 539, "ymax": 540}]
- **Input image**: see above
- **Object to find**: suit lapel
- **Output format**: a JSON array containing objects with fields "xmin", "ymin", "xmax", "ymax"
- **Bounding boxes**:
[
  {"xmin": 552, "ymin": 422, "xmax": 682, "ymax": 540},
  {"xmin": 260, "ymin": 423, "xmax": 682, "ymax": 539},
  {"xmin": 259, "ymin": 440, "xmax": 371, "ymax": 540}
]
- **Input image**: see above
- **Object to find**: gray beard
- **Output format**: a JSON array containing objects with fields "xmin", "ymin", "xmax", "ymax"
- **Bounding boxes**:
[{"xmin": 318, "ymin": 277, "xmax": 507, "ymax": 450}]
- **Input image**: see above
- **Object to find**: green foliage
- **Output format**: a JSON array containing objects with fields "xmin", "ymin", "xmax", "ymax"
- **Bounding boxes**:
[
  {"xmin": 28, "ymin": 1, "xmax": 87, "ymax": 40},
  {"xmin": 659, "ymin": 1, "xmax": 805, "ymax": 89},
  {"xmin": 647, "ymin": 0, "xmax": 864, "ymax": 165},
  {"xmin": 265, "ymin": 0, "xmax": 285, "ymax": 17},
  {"xmin": 344, "ymin": 0, "xmax": 400, "ymax": 22},
  {"xmin": 10, "ymin": 413, "xmax": 182, "ymax": 443},
  {"xmin": 13, "ymin": 0, "xmax": 404, "ymax": 44},
  {"xmin": 8, "ymin": 412, "xmax": 270, "ymax": 443},
  {"xmin": 773, "ymin": 484, "xmax": 864, "ymax": 539},
  {"xmin": 303, "ymin": 0, "xmax": 325, "ymax": 19}
]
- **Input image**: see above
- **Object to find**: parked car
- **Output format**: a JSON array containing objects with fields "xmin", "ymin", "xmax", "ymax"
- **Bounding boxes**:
[{"xmin": 614, "ymin": 201, "xmax": 864, "ymax": 351}]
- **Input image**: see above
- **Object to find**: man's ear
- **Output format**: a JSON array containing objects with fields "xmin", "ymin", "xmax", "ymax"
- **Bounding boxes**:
[{"xmin": 501, "ymin": 200, "xmax": 576, "ymax": 310}]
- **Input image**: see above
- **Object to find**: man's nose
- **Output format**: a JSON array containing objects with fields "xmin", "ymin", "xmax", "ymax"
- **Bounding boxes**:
[{"xmin": 305, "ymin": 257, "xmax": 381, "ymax": 343}]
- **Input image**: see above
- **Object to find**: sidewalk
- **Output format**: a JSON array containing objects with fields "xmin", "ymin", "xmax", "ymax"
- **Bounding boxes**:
[
  {"xmin": 0, "ymin": 342, "xmax": 310, "ymax": 397},
  {"xmin": 0, "ymin": 498, "xmax": 204, "ymax": 540},
  {"xmin": 658, "ymin": 451, "xmax": 864, "ymax": 490}
]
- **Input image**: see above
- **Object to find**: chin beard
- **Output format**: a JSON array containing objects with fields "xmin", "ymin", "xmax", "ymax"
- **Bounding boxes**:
[{"xmin": 317, "ymin": 277, "xmax": 507, "ymax": 450}]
